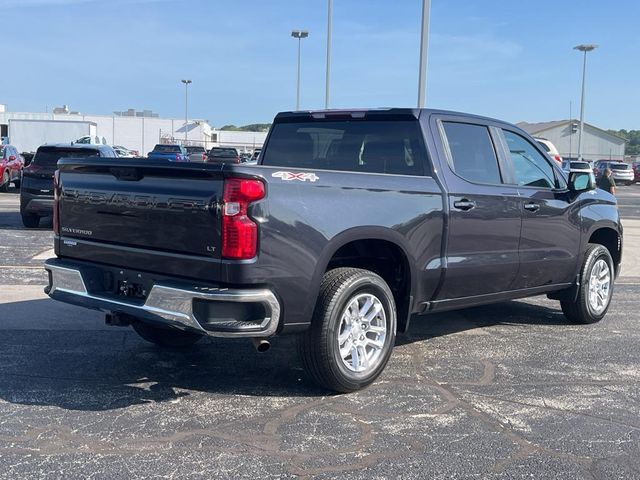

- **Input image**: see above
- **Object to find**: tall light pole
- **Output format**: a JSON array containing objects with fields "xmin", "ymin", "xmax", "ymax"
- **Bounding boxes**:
[
  {"xmin": 417, "ymin": 0, "xmax": 431, "ymax": 107},
  {"xmin": 325, "ymin": 0, "xmax": 333, "ymax": 109},
  {"xmin": 574, "ymin": 44, "xmax": 597, "ymax": 161},
  {"xmin": 181, "ymin": 79, "xmax": 192, "ymax": 143},
  {"xmin": 291, "ymin": 30, "xmax": 309, "ymax": 110}
]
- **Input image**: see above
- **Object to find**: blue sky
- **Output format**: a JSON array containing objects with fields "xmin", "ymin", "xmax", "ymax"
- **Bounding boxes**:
[{"xmin": 0, "ymin": 0, "xmax": 637, "ymax": 129}]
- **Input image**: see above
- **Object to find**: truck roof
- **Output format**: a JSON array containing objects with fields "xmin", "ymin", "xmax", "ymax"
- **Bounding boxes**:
[{"xmin": 274, "ymin": 108, "xmax": 508, "ymax": 126}]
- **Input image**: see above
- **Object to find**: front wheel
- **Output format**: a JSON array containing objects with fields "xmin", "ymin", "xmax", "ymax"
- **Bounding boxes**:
[
  {"xmin": 561, "ymin": 243, "xmax": 615, "ymax": 324},
  {"xmin": 132, "ymin": 321, "xmax": 204, "ymax": 348},
  {"xmin": 299, "ymin": 268, "xmax": 397, "ymax": 393},
  {"xmin": 0, "ymin": 172, "xmax": 9, "ymax": 192}
]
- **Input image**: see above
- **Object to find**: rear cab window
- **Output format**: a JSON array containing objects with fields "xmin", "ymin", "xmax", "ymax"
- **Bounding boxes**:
[
  {"xmin": 211, "ymin": 148, "xmax": 238, "ymax": 157},
  {"xmin": 152, "ymin": 145, "xmax": 181, "ymax": 153},
  {"xmin": 33, "ymin": 147, "xmax": 100, "ymax": 169},
  {"xmin": 261, "ymin": 117, "xmax": 429, "ymax": 176}
]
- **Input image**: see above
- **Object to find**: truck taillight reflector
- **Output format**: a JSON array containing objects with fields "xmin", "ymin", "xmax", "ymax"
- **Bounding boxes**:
[
  {"xmin": 222, "ymin": 178, "xmax": 265, "ymax": 259},
  {"xmin": 53, "ymin": 169, "xmax": 60, "ymax": 235}
]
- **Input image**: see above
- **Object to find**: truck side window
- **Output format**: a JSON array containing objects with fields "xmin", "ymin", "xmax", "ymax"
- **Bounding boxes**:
[
  {"xmin": 442, "ymin": 122, "xmax": 502, "ymax": 184},
  {"xmin": 503, "ymin": 130, "xmax": 556, "ymax": 189}
]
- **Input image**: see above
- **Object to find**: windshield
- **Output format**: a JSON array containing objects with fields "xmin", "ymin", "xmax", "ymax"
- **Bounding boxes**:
[
  {"xmin": 33, "ymin": 147, "xmax": 100, "ymax": 168},
  {"xmin": 570, "ymin": 161, "xmax": 590, "ymax": 169},
  {"xmin": 210, "ymin": 148, "xmax": 238, "ymax": 157},
  {"xmin": 152, "ymin": 145, "xmax": 181, "ymax": 153},
  {"xmin": 611, "ymin": 163, "xmax": 631, "ymax": 171},
  {"xmin": 186, "ymin": 146, "xmax": 205, "ymax": 153}
]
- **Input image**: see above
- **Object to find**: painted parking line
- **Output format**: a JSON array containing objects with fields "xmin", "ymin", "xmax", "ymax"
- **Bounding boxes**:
[
  {"xmin": 0, "ymin": 266, "xmax": 45, "ymax": 269},
  {"xmin": 32, "ymin": 248, "xmax": 55, "ymax": 260}
]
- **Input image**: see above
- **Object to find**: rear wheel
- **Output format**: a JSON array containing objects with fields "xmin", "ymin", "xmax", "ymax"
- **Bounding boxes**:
[
  {"xmin": 21, "ymin": 213, "xmax": 40, "ymax": 228},
  {"xmin": 561, "ymin": 243, "xmax": 614, "ymax": 324},
  {"xmin": 13, "ymin": 179, "xmax": 20, "ymax": 189},
  {"xmin": 0, "ymin": 172, "xmax": 9, "ymax": 192},
  {"xmin": 132, "ymin": 321, "xmax": 204, "ymax": 348},
  {"xmin": 299, "ymin": 268, "xmax": 397, "ymax": 393}
]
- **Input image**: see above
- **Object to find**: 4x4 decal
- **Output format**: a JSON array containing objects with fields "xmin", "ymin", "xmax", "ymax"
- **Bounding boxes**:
[{"xmin": 272, "ymin": 171, "xmax": 319, "ymax": 182}]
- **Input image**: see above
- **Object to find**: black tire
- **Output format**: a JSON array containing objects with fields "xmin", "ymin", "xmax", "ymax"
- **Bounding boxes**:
[
  {"xmin": 0, "ymin": 172, "xmax": 9, "ymax": 193},
  {"xmin": 132, "ymin": 321, "xmax": 204, "ymax": 348},
  {"xmin": 561, "ymin": 243, "xmax": 615, "ymax": 324},
  {"xmin": 299, "ymin": 268, "xmax": 397, "ymax": 393},
  {"xmin": 13, "ymin": 179, "xmax": 20, "ymax": 189},
  {"xmin": 21, "ymin": 213, "xmax": 40, "ymax": 228}
]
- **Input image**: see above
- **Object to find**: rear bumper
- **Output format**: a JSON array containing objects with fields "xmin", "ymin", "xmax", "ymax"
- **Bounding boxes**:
[
  {"xmin": 44, "ymin": 259, "xmax": 281, "ymax": 338},
  {"xmin": 21, "ymin": 192, "xmax": 54, "ymax": 215},
  {"xmin": 612, "ymin": 174, "xmax": 634, "ymax": 183}
]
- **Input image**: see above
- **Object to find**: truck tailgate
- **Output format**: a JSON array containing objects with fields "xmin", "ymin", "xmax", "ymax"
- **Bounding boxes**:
[{"xmin": 56, "ymin": 159, "xmax": 224, "ymax": 281}]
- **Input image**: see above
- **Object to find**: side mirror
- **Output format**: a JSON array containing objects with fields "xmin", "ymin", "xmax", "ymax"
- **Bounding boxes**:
[{"xmin": 569, "ymin": 171, "xmax": 595, "ymax": 192}]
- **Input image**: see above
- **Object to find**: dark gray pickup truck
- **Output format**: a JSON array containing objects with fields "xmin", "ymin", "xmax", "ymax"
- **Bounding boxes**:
[{"xmin": 44, "ymin": 108, "xmax": 622, "ymax": 392}]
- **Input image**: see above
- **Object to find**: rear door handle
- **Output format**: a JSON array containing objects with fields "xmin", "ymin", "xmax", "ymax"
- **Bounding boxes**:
[
  {"xmin": 453, "ymin": 199, "xmax": 476, "ymax": 211},
  {"xmin": 524, "ymin": 202, "xmax": 540, "ymax": 212}
]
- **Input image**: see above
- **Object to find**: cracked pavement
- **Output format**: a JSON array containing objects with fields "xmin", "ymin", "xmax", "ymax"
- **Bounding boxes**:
[{"xmin": 0, "ymin": 186, "xmax": 639, "ymax": 479}]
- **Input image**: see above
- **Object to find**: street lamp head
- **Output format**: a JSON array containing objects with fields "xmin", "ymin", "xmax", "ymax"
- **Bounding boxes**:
[
  {"xmin": 291, "ymin": 30, "xmax": 309, "ymax": 39},
  {"xmin": 574, "ymin": 44, "xmax": 598, "ymax": 52},
  {"xmin": 181, "ymin": 79, "xmax": 192, "ymax": 85}
]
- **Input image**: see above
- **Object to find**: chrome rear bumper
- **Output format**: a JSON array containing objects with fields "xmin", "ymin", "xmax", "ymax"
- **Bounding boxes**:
[{"xmin": 44, "ymin": 259, "xmax": 281, "ymax": 338}]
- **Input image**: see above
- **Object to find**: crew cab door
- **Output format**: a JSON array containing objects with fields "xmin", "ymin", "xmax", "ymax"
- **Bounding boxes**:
[
  {"xmin": 430, "ymin": 115, "xmax": 521, "ymax": 300},
  {"xmin": 499, "ymin": 128, "xmax": 581, "ymax": 288}
]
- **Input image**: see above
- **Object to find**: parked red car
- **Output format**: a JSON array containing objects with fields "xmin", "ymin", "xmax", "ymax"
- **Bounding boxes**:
[
  {"xmin": 0, "ymin": 145, "xmax": 24, "ymax": 192},
  {"xmin": 633, "ymin": 161, "xmax": 640, "ymax": 184}
]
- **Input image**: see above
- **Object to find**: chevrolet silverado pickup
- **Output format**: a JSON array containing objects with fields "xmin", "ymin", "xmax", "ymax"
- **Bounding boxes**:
[{"xmin": 44, "ymin": 108, "xmax": 623, "ymax": 392}]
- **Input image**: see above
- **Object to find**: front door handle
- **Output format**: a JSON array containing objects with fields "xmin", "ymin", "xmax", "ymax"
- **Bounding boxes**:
[
  {"xmin": 453, "ymin": 199, "xmax": 476, "ymax": 211},
  {"xmin": 524, "ymin": 202, "xmax": 540, "ymax": 212}
]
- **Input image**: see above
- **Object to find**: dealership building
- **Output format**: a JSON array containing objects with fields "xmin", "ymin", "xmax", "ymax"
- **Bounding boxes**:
[
  {"xmin": 0, "ymin": 104, "xmax": 267, "ymax": 154},
  {"xmin": 517, "ymin": 120, "xmax": 626, "ymax": 162}
]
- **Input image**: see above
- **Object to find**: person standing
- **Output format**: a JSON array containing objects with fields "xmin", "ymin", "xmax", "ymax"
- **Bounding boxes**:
[{"xmin": 597, "ymin": 167, "xmax": 616, "ymax": 195}]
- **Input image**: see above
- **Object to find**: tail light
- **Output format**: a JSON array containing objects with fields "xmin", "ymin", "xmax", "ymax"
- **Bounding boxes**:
[
  {"xmin": 222, "ymin": 178, "xmax": 265, "ymax": 259},
  {"xmin": 175, "ymin": 154, "xmax": 181, "ymax": 162},
  {"xmin": 235, "ymin": 156, "xmax": 241, "ymax": 164},
  {"xmin": 554, "ymin": 155, "xmax": 562, "ymax": 163},
  {"xmin": 53, "ymin": 170, "xmax": 60, "ymax": 235},
  {"xmin": 202, "ymin": 153, "xmax": 207, "ymax": 161}
]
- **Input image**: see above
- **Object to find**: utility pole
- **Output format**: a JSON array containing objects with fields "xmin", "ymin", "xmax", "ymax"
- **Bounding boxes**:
[
  {"xmin": 181, "ymin": 79, "xmax": 192, "ymax": 143},
  {"xmin": 574, "ymin": 44, "xmax": 597, "ymax": 161},
  {"xmin": 325, "ymin": 0, "xmax": 333, "ymax": 109},
  {"xmin": 417, "ymin": 0, "xmax": 431, "ymax": 107},
  {"xmin": 291, "ymin": 30, "xmax": 309, "ymax": 110}
]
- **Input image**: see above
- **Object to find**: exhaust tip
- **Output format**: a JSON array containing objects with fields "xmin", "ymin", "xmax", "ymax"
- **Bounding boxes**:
[{"xmin": 251, "ymin": 338, "xmax": 271, "ymax": 353}]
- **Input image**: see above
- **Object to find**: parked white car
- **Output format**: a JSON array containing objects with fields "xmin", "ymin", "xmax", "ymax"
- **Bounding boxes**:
[
  {"xmin": 534, "ymin": 137, "xmax": 562, "ymax": 164},
  {"xmin": 76, "ymin": 135, "xmax": 107, "ymax": 145},
  {"xmin": 561, "ymin": 160, "xmax": 593, "ymax": 174}
]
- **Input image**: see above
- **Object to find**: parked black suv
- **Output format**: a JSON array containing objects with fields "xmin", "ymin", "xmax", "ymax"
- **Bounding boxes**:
[
  {"xmin": 44, "ymin": 109, "xmax": 622, "ymax": 392},
  {"xmin": 20, "ymin": 143, "xmax": 116, "ymax": 228}
]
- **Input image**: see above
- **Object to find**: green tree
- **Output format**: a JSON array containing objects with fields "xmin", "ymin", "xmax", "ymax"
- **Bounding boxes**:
[{"xmin": 607, "ymin": 129, "xmax": 640, "ymax": 156}]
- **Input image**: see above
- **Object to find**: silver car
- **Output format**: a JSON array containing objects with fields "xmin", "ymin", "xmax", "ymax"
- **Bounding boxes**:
[
  {"xmin": 599, "ymin": 161, "xmax": 635, "ymax": 185},
  {"xmin": 185, "ymin": 145, "xmax": 207, "ymax": 162}
]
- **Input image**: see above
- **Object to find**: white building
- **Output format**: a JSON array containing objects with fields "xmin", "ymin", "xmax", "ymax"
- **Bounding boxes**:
[
  {"xmin": 518, "ymin": 120, "xmax": 626, "ymax": 162},
  {"xmin": 0, "ymin": 105, "xmax": 267, "ymax": 154}
]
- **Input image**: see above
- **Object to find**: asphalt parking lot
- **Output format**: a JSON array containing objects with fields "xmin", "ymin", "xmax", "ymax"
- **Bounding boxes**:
[{"xmin": 0, "ymin": 186, "xmax": 639, "ymax": 479}]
